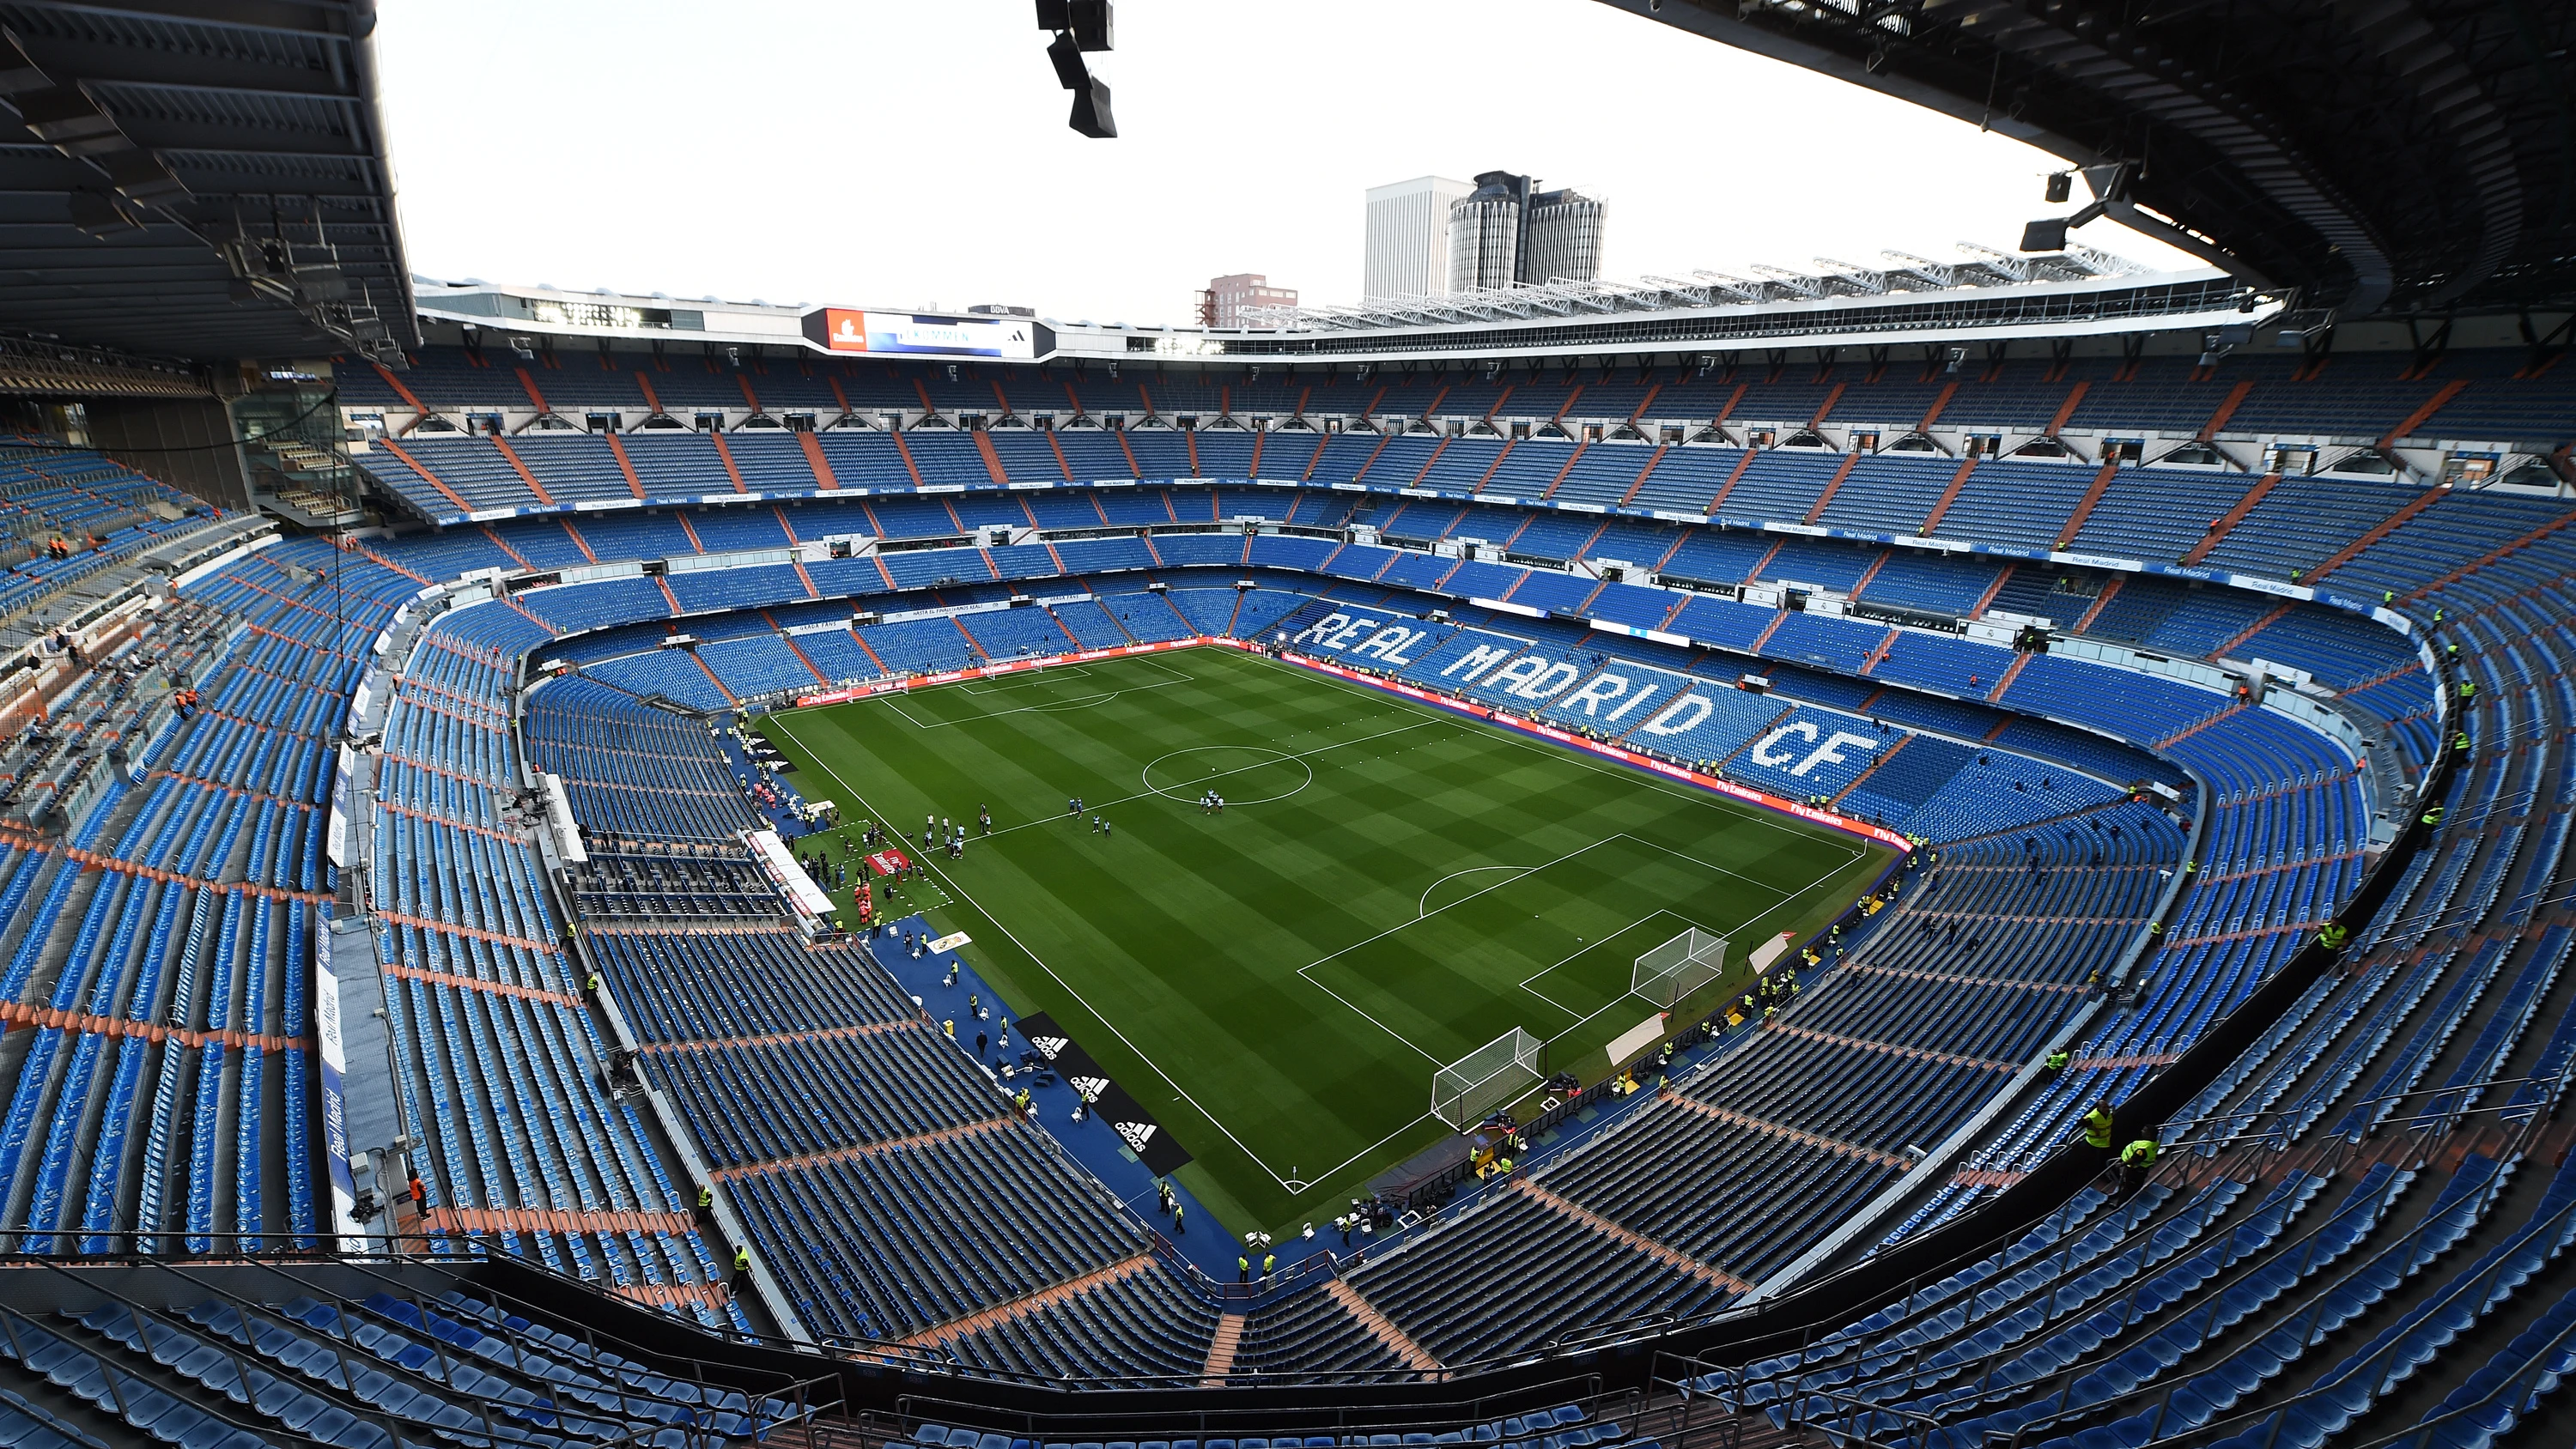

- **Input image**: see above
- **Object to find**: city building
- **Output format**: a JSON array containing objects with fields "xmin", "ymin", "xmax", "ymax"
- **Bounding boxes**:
[
  {"xmin": 1362, "ymin": 174, "xmax": 1473, "ymax": 301},
  {"xmin": 1446, "ymin": 171, "xmax": 1609, "ymax": 291},
  {"xmin": 1522, "ymin": 185, "xmax": 1609, "ymax": 285},
  {"xmin": 1199, "ymin": 272, "xmax": 1297, "ymax": 328}
]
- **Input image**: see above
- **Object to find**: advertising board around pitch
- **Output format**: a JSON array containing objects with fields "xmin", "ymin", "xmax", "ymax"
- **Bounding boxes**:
[{"xmin": 1019, "ymin": 1010, "xmax": 1194, "ymax": 1176}]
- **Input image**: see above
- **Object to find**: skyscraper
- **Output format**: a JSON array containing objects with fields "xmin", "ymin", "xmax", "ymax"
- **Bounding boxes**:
[
  {"xmin": 1522, "ymin": 186, "xmax": 1609, "ymax": 286},
  {"xmin": 1363, "ymin": 175, "xmax": 1473, "ymax": 302},
  {"xmin": 1446, "ymin": 172, "xmax": 1528, "ymax": 293},
  {"xmin": 1444, "ymin": 171, "xmax": 1611, "ymax": 292}
]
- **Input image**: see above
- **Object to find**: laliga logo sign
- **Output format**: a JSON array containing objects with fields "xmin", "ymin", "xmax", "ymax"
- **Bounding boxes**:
[{"xmin": 1749, "ymin": 720, "xmax": 1881, "ymax": 777}]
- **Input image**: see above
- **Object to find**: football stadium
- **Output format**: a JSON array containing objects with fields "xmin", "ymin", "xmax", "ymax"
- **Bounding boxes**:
[{"xmin": 0, "ymin": 1, "xmax": 2573, "ymax": 1446}]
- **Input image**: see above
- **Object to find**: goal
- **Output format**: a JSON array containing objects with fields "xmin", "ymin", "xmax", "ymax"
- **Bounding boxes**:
[
  {"xmin": 1632, "ymin": 927, "xmax": 1729, "ymax": 1011},
  {"xmin": 1431, "ymin": 1028, "xmax": 1544, "ymax": 1129}
]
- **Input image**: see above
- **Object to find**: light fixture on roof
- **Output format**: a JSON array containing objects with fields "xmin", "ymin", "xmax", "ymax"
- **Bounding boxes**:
[
  {"xmin": 1036, "ymin": 0, "xmax": 1115, "ymax": 137},
  {"xmin": 2022, "ymin": 162, "xmax": 2130, "ymax": 253}
]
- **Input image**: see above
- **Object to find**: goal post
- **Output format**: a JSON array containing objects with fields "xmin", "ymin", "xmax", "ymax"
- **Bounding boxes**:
[
  {"xmin": 1632, "ymin": 927, "xmax": 1729, "ymax": 1012},
  {"xmin": 1431, "ymin": 1028, "xmax": 1544, "ymax": 1129}
]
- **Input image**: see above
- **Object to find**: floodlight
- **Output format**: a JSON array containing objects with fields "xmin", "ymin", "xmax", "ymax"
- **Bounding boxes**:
[
  {"xmin": 2044, "ymin": 172, "xmax": 2073, "ymax": 203},
  {"xmin": 2020, "ymin": 218, "xmax": 2069, "ymax": 253},
  {"xmin": 1069, "ymin": 76, "xmax": 1115, "ymax": 136},
  {"xmin": 1068, "ymin": 0, "xmax": 1114, "ymax": 51},
  {"xmin": 1045, "ymin": 31, "xmax": 1087, "ymax": 89}
]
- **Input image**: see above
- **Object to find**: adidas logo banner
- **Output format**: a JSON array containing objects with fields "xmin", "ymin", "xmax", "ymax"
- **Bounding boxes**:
[
  {"xmin": 1015, "ymin": 1012, "xmax": 1102, "ymax": 1079},
  {"xmin": 1091, "ymin": 1077, "xmax": 1193, "ymax": 1175},
  {"xmin": 1009, "ymin": 1013, "xmax": 1192, "ymax": 1173}
]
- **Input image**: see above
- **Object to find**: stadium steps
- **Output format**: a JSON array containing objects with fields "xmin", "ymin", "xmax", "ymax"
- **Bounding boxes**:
[
  {"xmin": 1541, "ymin": 440, "xmax": 1591, "ymax": 500},
  {"xmin": 706, "ymin": 1113, "xmax": 1014, "ymax": 1182},
  {"xmin": 1833, "ymin": 734, "xmax": 1911, "ymax": 806},
  {"xmin": 2400, "ymin": 505, "xmax": 2576, "ymax": 601},
  {"xmin": 1200, "ymin": 1313, "xmax": 1245, "ymax": 1384},
  {"xmin": 898, "ymin": 1250, "xmax": 1154, "ymax": 1348},
  {"xmin": 602, "ymin": 432, "xmax": 648, "ymax": 497},
  {"xmin": 2208, "ymin": 601, "xmax": 2296, "ymax": 660},
  {"xmin": 1321, "ymin": 1278, "xmax": 1443, "ymax": 1373},
  {"xmin": 2179, "ymin": 472, "xmax": 2282, "ymax": 565},
  {"xmin": 2072, "ymin": 577, "xmax": 2122, "ymax": 631},
  {"xmin": 1614, "ymin": 444, "xmax": 1669, "ymax": 506},
  {"xmin": 487, "ymin": 439, "xmax": 557, "ymax": 508},
  {"xmin": 373, "ymin": 439, "xmax": 475, "ymax": 517},
  {"xmin": 2305, "ymin": 488, "xmax": 2449, "ymax": 583},
  {"xmin": 1515, "ymin": 1179, "xmax": 1755, "ymax": 1294},
  {"xmin": 2052, "ymin": 460, "xmax": 2122, "ymax": 549},
  {"xmin": 2196, "ymin": 379, "xmax": 2257, "ymax": 439},
  {"xmin": 1984, "ymin": 652, "xmax": 2032, "ymax": 701},
  {"xmin": 687, "ymin": 652, "xmax": 738, "ymax": 706},
  {"xmin": 480, "ymin": 525, "xmax": 535, "ymax": 569},
  {"xmin": 1918, "ymin": 457, "xmax": 1979, "ymax": 534},
  {"xmin": 2044, "ymin": 380, "xmax": 2090, "ymax": 437},
  {"xmin": 1706, "ymin": 448, "xmax": 1758, "ymax": 514},
  {"xmin": 774, "ymin": 630, "xmax": 832, "ymax": 688},
  {"xmin": 1801, "ymin": 454, "xmax": 1861, "ymax": 525}
]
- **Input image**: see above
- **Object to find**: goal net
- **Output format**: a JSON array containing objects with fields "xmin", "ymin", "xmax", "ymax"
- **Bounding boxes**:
[
  {"xmin": 1632, "ymin": 927, "xmax": 1729, "ymax": 1011},
  {"xmin": 1431, "ymin": 1028, "xmax": 1544, "ymax": 1129}
]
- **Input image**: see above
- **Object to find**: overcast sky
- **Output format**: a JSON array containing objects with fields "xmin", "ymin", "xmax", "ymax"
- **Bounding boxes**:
[{"xmin": 375, "ymin": 0, "xmax": 2200, "ymax": 325}]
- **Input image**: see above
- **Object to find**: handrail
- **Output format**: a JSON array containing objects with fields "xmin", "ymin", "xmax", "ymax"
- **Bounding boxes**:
[
  {"xmin": 2052, "ymin": 1165, "xmax": 2576, "ymax": 1449},
  {"xmin": 2161, "ymin": 1070, "xmax": 2574, "ymax": 1147},
  {"xmin": 1661, "ymin": 1088, "xmax": 2530, "ymax": 1437},
  {"xmin": 2330, "ymin": 1296, "xmax": 2576, "ymax": 1449},
  {"xmin": 1977, "ymin": 1105, "xmax": 2555, "ymax": 1449}
]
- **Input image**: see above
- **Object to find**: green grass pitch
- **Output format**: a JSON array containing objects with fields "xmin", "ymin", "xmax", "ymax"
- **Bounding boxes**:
[{"xmin": 756, "ymin": 645, "xmax": 1892, "ymax": 1234}]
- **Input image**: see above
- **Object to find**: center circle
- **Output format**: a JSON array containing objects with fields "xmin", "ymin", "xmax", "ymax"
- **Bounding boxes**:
[{"xmin": 1140, "ymin": 746, "xmax": 1314, "ymax": 806}]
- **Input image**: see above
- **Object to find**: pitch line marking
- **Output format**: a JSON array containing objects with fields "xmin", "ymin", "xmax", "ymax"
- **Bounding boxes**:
[
  {"xmin": 1516, "ymin": 843, "xmax": 1863, "ymax": 1043},
  {"xmin": 1250, "ymin": 651, "xmax": 1874, "ymax": 870},
  {"xmin": 1295, "ymin": 832, "xmax": 1796, "ymax": 1062},
  {"xmin": 1140, "ymin": 746, "xmax": 1314, "ymax": 806},
  {"xmin": 768, "ymin": 712, "xmax": 1309, "ymax": 1197},
  {"xmin": 968, "ymin": 715, "xmax": 1448, "ymax": 841},
  {"xmin": 1421, "ymin": 865, "xmax": 1535, "ymax": 919},
  {"xmin": 878, "ymin": 658, "xmax": 1197, "ymax": 729},
  {"xmin": 957, "ymin": 662, "xmax": 1106, "ymax": 694}
]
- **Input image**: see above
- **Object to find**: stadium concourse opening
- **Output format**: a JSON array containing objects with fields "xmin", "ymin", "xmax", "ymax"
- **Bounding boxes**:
[{"xmin": 755, "ymin": 644, "xmax": 1889, "ymax": 1234}]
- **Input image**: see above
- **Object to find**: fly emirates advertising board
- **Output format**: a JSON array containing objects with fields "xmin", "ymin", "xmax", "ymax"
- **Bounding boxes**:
[{"xmin": 799, "ymin": 307, "xmax": 1039, "ymax": 360}]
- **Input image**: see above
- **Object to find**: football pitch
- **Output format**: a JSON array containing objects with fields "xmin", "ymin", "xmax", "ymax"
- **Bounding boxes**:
[{"xmin": 756, "ymin": 645, "xmax": 1892, "ymax": 1234}]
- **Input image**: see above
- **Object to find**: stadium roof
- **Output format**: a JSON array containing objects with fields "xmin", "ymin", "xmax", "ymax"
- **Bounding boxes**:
[
  {"xmin": 0, "ymin": 0, "xmax": 415, "ymax": 365},
  {"xmin": 1607, "ymin": 0, "xmax": 2576, "ymax": 321}
]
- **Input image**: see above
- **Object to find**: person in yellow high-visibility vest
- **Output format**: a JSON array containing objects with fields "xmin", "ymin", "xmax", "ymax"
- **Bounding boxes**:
[
  {"xmin": 2081, "ymin": 1102, "xmax": 2116, "ymax": 1150},
  {"xmin": 2119, "ymin": 1137, "xmax": 2159, "ymax": 1197}
]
